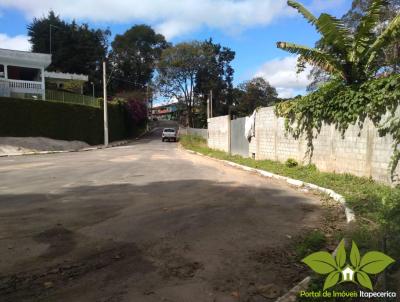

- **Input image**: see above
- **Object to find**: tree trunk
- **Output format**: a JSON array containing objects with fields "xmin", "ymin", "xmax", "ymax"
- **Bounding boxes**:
[{"xmin": 189, "ymin": 109, "xmax": 195, "ymax": 128}]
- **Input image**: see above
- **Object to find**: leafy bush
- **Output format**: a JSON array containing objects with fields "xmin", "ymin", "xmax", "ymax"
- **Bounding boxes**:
[
  {"xmin": 125, "ymin": 99, "xmax": 147, "ymax": 125},
  {"xmin": 285, "ymin": 158, "xmax": 299, "ymax": 168}
]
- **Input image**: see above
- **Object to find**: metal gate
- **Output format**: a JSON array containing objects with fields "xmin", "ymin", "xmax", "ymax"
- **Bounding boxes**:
[{"xmin": 230, "ymin": 117, "xmax": 249, "ymax": 157}]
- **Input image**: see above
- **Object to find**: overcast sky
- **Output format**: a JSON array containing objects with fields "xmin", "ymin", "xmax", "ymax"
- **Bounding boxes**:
[{"xmin": 0, "ymin": 0, "xmax": 351, "ymax": 98}]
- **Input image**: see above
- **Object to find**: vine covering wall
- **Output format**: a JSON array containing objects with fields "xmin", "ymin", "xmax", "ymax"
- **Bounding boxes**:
[{"xmin": 275, "ymin": 75, "xmax": 400, "ymax": 181}]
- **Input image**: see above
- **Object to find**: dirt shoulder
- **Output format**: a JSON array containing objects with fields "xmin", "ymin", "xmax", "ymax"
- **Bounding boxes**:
[{"xmin": 0, "ymin": 137, "xmax": 89, "ymax": 156}]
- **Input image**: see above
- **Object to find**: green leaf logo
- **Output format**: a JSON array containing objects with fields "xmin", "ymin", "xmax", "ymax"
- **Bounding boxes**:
[
  {"xmin": 359, "ymin": 251, "xmax": 395, "ymax": 274},
  {"xmin": 357, "ymin": 271, "xmax": 373, "ymax": 291},
  {"xmin": 302, "ymin": 240, "xmax": 395, "ymax": 291},
  {"xmin": 350, "ymin": 241, "xmax": 361, "ymax": 269},
  {"xmin": 302, "ymin": 251, "xmax": 338, "ymax": 275},
  {"xmin": 335, "ymin": 240, "xmax": 346, "ymax": 269},
  {"xmin": 323, "ymin": 271, "xmax": 340, "ymax": 290}
]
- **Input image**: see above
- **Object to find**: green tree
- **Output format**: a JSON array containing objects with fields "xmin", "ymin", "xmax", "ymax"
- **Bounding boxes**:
[
  {"xmin": 342, "ymin": 0, "xmax": 400, "ymax": 31},
  {"xmin": 232, "ymin": 77, "xmax": 278, "ymax": 117},
  {"xmin": 156, "ymin": 41, "xmax": 214, "ymax": 127},
  {"xmin": 110, "ymin": 25, "xmax": 169, "ymax": 92},
  {"xmin": 307, "ymin": 0, "xmax": 400, "ymax": 90},
  {"xmin": 28, "ymin": 11, "xmax": 110, "ymax": 95},
  {"xmin": 194, "ymin": 39, "xmax": 235, "ymax": 120},
  {"xmin": 277, "ymin": 0, "xmax": 400, "ymax": 85},
  {"xmin": 342, "ymin": 0, "xmax": 400, "ymax": 74}
]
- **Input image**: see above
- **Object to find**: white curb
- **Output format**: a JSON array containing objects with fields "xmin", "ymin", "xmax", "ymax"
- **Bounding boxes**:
[{"xmin": 275, "ymin": 276, "xmax": 311, "ymax": 302}]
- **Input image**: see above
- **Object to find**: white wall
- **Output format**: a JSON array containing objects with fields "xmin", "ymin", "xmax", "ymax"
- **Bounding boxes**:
[
  {"xmin": 250, "ymin": 107, "xmax": 399, "ymax": 184},
  {"xmin": 208, "ymin": 115, "xmax": 230, "ymax": 152}
]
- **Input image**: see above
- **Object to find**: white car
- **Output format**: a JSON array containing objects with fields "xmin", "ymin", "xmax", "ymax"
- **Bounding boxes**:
[{"xmin": 162, "ymin": 128, "xmax": 177, "ymax": 142}]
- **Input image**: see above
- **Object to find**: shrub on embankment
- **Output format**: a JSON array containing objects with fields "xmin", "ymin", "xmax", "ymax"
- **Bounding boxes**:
[{"xmin": 0, "ymin": 97, "xmax": 146, "ymax": 145}]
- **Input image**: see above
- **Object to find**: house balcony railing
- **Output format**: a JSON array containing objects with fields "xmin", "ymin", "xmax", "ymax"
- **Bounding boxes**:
[
  {"xmin": 8, "ymin": 79, "xmax": 44, "ymax": 95},
  {"xmin": 0, "ymin": 78, "xmax": 44, "ymax": 97},
  {"xmin": 0, "ymin": 78, "xmax": 10, "ymax": 97},
  {"xmin": 0, "ymin": 79, "xmax": 100, "ymax": 108}
]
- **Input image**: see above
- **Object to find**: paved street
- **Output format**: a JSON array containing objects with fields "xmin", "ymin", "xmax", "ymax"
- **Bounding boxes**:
[{"xmin": 0, "ymin": 123, "xmax": 327, "ymax": 302}]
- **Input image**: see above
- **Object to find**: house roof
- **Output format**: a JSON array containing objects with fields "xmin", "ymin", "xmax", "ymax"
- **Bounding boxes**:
[
  {"xmin": 44, "ymin": 71, "xmax": 88, "ymax": 82},
  {"xmin": 0, "ymin": 48, "xmax": 51, "ymax": 68},
  {"xmin": 153, "ymin": 102, "xmax": 179, "ymax": 109}
]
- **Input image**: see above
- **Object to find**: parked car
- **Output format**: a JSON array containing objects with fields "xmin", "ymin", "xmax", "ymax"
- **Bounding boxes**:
[{"xmin": 162, "ymin": 128, "xmax": 177, "ymax": 142}]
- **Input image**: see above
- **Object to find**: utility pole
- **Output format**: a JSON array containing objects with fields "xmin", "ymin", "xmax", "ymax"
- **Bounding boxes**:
[
  {"xmin": 91, "ymin": 82, "xmax": 95, "ymax": 98},
  {"xmin": 146, "ymin": 85, "xmax": 150, "ymax": 131},
  {"xmin": 207, "ymin": 95, "xmax": 210, "ymax": 119},
  {"xmin": 209, "ymin": 90, "xmax": 213, "ymax": 118},
  {"xmin": 103, "ymin": 61, "xmax": 109, "ymax": 147},
  {"xmin": 49, "ymin": 24, "xmax": 60, "ymax": 54}
]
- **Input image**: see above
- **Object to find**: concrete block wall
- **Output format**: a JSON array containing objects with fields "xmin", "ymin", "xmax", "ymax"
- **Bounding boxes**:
[
  {"xmin": 179, "ymin": 127, "xmax": 208, "ymax": 139},
  {"xmin": 206, "ymin": 107, "xmax": 399, "ymax": 184},
  {"xmin": 208, "ymin": 115, "xmax": 230, "ymax": 152},
  {"xmin": 250, "ymin": 107, "xmax": 399, "ymax": 184}
]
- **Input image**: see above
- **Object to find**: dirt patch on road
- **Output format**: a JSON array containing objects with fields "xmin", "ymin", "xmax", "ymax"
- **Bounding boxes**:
[
  {"xmin": 34, "ymin": 226, "xmax": 76, "ymax": 258},
  {"xmin": 0, "ymin": 242, "xmax": 153, "ymax": 302}
]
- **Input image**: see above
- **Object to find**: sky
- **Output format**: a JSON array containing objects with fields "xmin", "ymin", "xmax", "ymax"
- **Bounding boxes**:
[{"xmin": 0, "ymin": 0, "xmax": 351, "ymax": 99}]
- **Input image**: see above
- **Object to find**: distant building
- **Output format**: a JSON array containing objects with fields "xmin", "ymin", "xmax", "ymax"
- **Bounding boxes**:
[{"xmin": 152, "ymin": 102, "xmax": 180, "ymax": 120}]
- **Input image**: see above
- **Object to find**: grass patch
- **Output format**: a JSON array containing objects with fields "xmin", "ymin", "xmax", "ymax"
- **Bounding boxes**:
[
  {"xmin": 294, "ymin": 230, "xmax": 327, "ymax": 259},
  {"xmin": 180, "ymin": 135, "xmax": 396, "ymax": 221}
]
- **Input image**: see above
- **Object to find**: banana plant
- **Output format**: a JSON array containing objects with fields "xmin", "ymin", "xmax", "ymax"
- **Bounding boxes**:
[{"xmin": 277, "ymin": 0, "xmax": 400, "ymax": 85}]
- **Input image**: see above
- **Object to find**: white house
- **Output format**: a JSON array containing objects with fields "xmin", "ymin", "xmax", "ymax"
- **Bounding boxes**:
[
  {"xmin": 0, "ymin": 48, "xmax": 51, "ymax": 100},
  {"xmin": 0, "ymin": 48, "xmax": 89, "ymax": 100}
]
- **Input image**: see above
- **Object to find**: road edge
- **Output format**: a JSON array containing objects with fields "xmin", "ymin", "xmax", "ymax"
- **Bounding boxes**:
[{"xmin": 182, "ymin": 148, "xmax": 355, "ymax": 223}]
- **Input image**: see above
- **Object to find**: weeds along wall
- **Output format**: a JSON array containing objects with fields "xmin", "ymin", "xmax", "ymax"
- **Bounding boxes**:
[{"xmin": 0, "ymin": 97, "xmax": 133, "ymax": 145}]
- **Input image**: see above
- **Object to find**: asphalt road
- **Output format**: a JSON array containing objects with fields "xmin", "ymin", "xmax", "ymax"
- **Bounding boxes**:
[{"xmin": 0, "ymin": 122, "xmax": 326, "ymax": 302}]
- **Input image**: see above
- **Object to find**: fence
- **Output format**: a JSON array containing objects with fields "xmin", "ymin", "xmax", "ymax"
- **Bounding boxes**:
[
  {"xmin": 230, "ymin": 117, "xmax": 249, "ymax": 157},
  {"xmin": 45, "ymin": 90, "xmax": 101, "ymax": 108},
  {"xmin": 179, "ymin": 127, "xmax": 208, "ymax": 139},
  {"xmin": 207, "ymin": 108, "xmax": 400, "ymax": 184}
]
